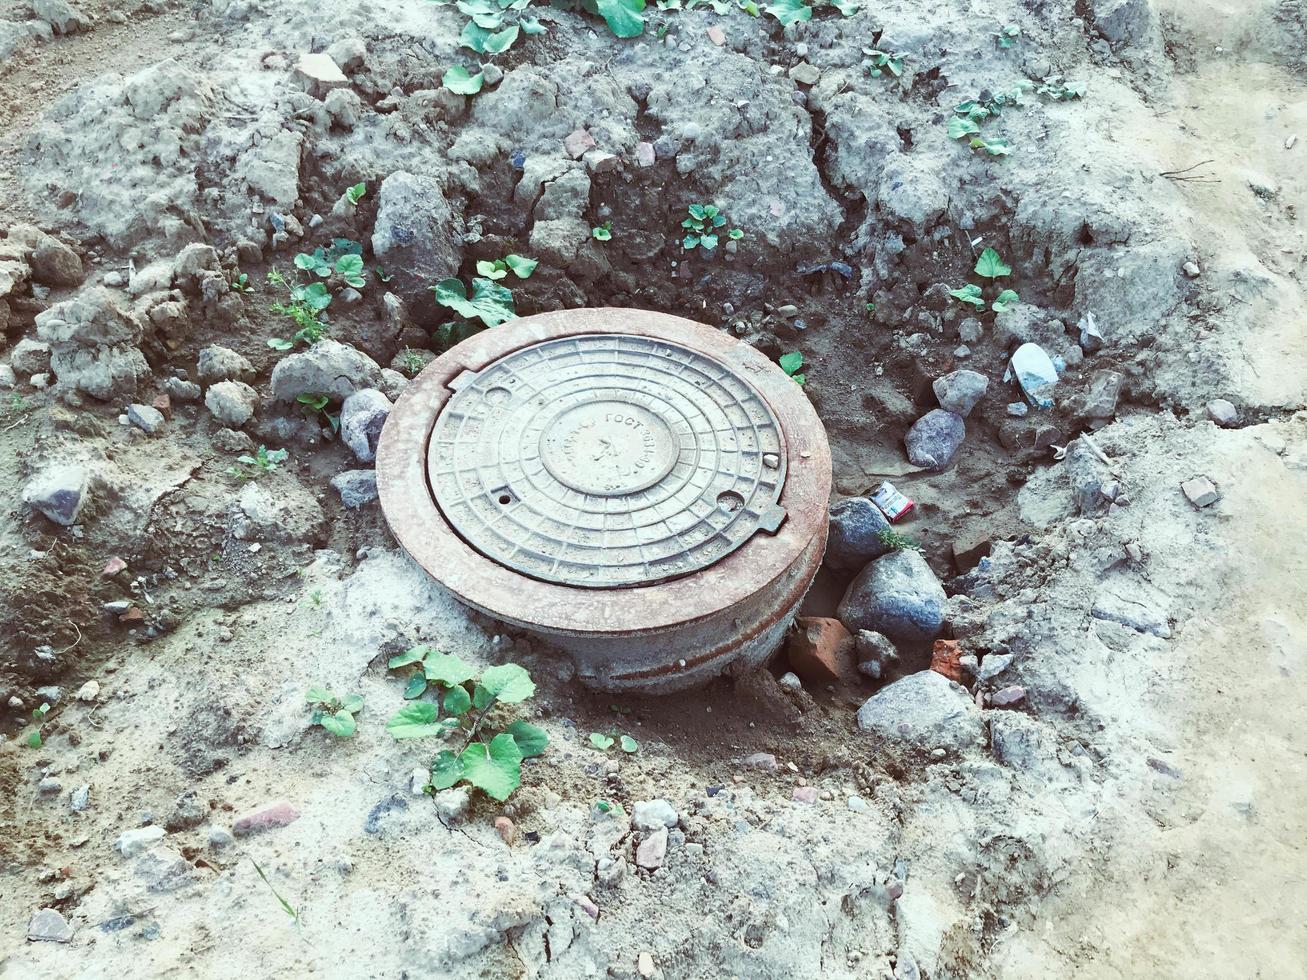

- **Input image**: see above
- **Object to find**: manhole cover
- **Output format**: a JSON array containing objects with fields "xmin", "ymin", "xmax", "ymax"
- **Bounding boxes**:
[{"xmin": 427, "ymin": 334, "xmax": 788, "ymax": 588}]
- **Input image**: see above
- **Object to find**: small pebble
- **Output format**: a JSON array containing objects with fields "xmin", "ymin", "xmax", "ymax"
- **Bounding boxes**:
[{"xmin": 495, "ymin": 815, "xmax": 515, "ymax": 845}]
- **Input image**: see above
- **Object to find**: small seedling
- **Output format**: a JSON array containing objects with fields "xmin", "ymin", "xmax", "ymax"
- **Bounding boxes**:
[
  {"xmin": 294, "ymin": 242, "xmax": 366, "ymax": 289},
  {"xmin": 344, "ymin": 182, "xmax": 366, "ymax": 205},
  {"xmin": 384, "ymin": 647, "xmax": 546, "ymax": 801},
  {"xmin": 399, "ymin": 349, "xmax": 426, "ymax": 374},
  {"xmin": 949, "ymin": 248, "xmax": 1019, "ymax": 313},
  {"xmin": 588, "ymin": 733, "xmax": 640, "ymax": 753},
  {"xmin": 681, "ymin": 204, "xmax": 740, "ymax": 251},
  {"xmin": 876, "ymin": 527, "xmax": 919, "ymax": 551},
  {"xmin": 296, "ymin": 392, "xmax": 340, "ymax": 433},
  {"xmin": 228, "ymin": 445, "xmax": 288, "ymax": 479},
  {"xmin": 1035, "ymin": 76, "xmax": 1085, "ymax": 101},
  {"xmin": 307, "ymin": 589, "xmax": 323, "ymax": 606},
  {"xmin": 26, "ymin": 702, "xmax": 50, "ymax": 748},
  {"xmin": 994, "ymin": 24, "xmax": 1020, "ymax": 48},
  {"xmin": 862, "ymin": 48, "xmax": 905, "ymax": 78},
  {"xmin": 376, "ymin": 266, "xmax": 394, "ymax": 283},
  {"xmin": 474, "ymin": 254, "xmax": 538, "ymax": 281},
  {"xmin": 430, "ymin": 276, "xmax": 516, "ymax": 327},
  {"xmin": 589, "ymin": 732, "xmax": 615, "ymax": 750},
  {"xmin": 266, "ymin": 268, "xmax": 328, "ymax": 350},
  {"xmin": 592, "ymin": 221, "xmax": 613, "ymax": 241},
  {"xmin": 230, "ymin": 272, "xmax": 254, "ymax": 293},
  {"xmin": 306, "ymin": 687, "xmax": 363, "ymax": 737},
  {"xmin": 779, "ymin": 351, "xmax": 806, "ymax": 385},
  {"xmin": 251, "ymin": 859, "xmax": 301, "ymax": 928},
  {"xmin": 444, "ymin": 66, "xmax": 485, "ymax": 95}
]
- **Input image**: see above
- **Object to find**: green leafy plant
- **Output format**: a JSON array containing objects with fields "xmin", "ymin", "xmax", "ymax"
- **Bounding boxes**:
[
  {"xmin": 376, "ymin": 266, "xmax": 394, "ymax": 283},
  {"xmin": 431, "ymin": 276, "xmax": 516, "ymax": 327},
  {"xmin": 585, "ymin": 0, "xmax": 648, "ymax": 38},
  {"xmin": 230, "ymin": 272, "xmax": 254, "ymax": 293},
  {"xmin": 588, "ymin": 732, "xmax": 615, "ymax": 750},
  {"xmin": 779, "ymin": 351, "xmax": 806, "ymax": 385},
  {"xmin": 251, "ymin": 859, "xmax": 301, "ymax": 928},
  {"xmin": 475, "ymin": 254, "xmax": 538, "ymax": 281},
  {"xmin": 863, "ymin": 48, "xmax": 905, "ymax": 78},
  {"xmin": 266, "ymin": 268, "xmax": 329, "ymax": 350},
  {"xmin": 681, "ymin": 204, "xmax": 740, "ymax": 251},
  {"xmin": 764, "ymin": 0, "xmax": 810, "ymax": 25},
  {"xmin": 296, "ymin": 392, "xmax": 340, "ymax": 433},
  {"xmin": 294, "ymin": 240, "xmax": 367, "ymax": 289},
  {"xmin": 385, "ymin": 648, "xmax": 547, "ymax": 801},
  {"xmin": 344, "ymin": 182, "xmax": 366, "ymax": 206},
  {"xmin": 949, "ymin": 248, "xmax": 1019, "ymax": 313},
  {"xmin": 876, "ymin": 527, "xmax": 920, "ymax": 551},
  {"xmin": 228, "ymin": 445, "xmax": 289, "ymax": 480},
  {"xmin": 588, "ymin": 733, "xmax": 640, "ymax": 753},
  {"xmin": 444, "ymin": 65, "xmax": 485, "ymax": 95},
  {"xmin": 399, "ymin": 348, "xmax": 426, "ymax": 374},
  {"xmin": 26, "ymin": 702, "xmax": 50, "ymax": 748},
  {"xmin": 1035, "ymin": 75, "xmax": 1085, "ymax": 101},
  {"xmin": 306, "ymin": 687, "xmax": 363, "ymax": 737},
  {"xmin": 994, "ymin": 24, "xmax": 1020, "ymax": 48},
  {"xmin": 592, "ymin": 221, "xmax": 613, "ymax": 241}
]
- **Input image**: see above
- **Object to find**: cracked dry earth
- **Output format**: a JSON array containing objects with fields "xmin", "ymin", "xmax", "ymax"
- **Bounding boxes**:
[{"xmin": 1, "ymin": 0, "xmax": 1306, "ymax": 977}]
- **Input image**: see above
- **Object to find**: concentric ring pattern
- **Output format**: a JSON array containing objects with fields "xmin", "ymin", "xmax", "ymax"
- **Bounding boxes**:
[{"xmin": 427, "ymin": 333, "xmax": 788, "ymax": 588}]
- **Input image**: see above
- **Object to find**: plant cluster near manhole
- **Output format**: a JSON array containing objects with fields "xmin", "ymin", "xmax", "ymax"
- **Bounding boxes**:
[
  {"xmin": 296, "ymin": 392, "xmax": 340, "ymax": 433},
  {"xmin": 385, "ymin": 647, "xmax": 547, "ymax": 801},
  {"xmin": 306, "ymin": 687, "xmax": 364, "ymax": 737},
  {"xmin": 25, "ymin": 702, "xmax": 50, "ymax": 748},
  {"xmin": 399, "ymin": 348, "xmax": 426, "ymax": 374},
  {"xmin": 681, "ymin": 204, "xmax": 742, "ymax": 251},
  {"xmin": 251, "ymin": 859, "xmax": 301, "ymax": 928},
  {"xmin": 876, "ymin": 526, "xmax": 919, "ymax": 551},
  {"xmin": 592, "ymin": 220, "xmax": 613, "ymax": 241},
  {"xmin": 950, "ymin": 248, "xmax": 1019, "ymax": 313},
  {"xmin": 431, "ymin": 275, "xmax": 516, "ymax": 330},
  {"xmin": 862, "ymin": 48, "xmax": 905, "ymax": 79},
  {"xmin": 267, "ymin": 237, "xmax": 368, "ymax": 351},
  {"xmin": 475, "ymin": 254, "xmax": 538, "ymax": 281},
  {"xmin": 230, "ymin": 272, "xmax": 254, "ymax": 293},
  {"xmin": 779, "ymin": 351, "xmax": 806, "ymax": 385},
  {"xmin": 994, "ymin": 24, "xmax": 1020, "ymax": 48},
  {"xmin": 344, "ymin": 181, "xmax": 366, "ymax": 206},
  {"xmin": 227, "ymin": 445, "xmax": 288, "ymax": 480},
  {"xmin": 588, "ymin": 732, "xmax": 640, "ymax": 753}
]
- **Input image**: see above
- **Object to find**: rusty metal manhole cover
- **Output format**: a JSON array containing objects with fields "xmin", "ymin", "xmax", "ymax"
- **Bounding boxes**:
[{"xmin": 427, "ymin": 333, "xmax": 788, "ymax": 588}]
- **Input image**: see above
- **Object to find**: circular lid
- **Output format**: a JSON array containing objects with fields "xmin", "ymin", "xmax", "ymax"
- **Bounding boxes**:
[{"xmin": 427, "ymin": 334, "xmax": 788, "ymax": 588}]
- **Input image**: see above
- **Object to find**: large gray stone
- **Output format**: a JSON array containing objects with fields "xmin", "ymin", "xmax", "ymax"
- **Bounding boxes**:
[
  {"xmin": 230, "ymin": 481, "xmax": 326, "ymax": 544},
  {"xmin": 27, "ymin": 907, "xmax": 74, "ymax": 943},
  {"xmin": 23, "ymin": 464, "xmax": 89, "ymax": 526},
  {"xmin": 904, "ymin": 409, "xmax": 965, "ymax": 471},
  {"xmin": 9, "ymin": 338, "xmax": 51, "ymax": 376},
  {"xmin": 340, "ymin": 388, "xmax": 392, "ymax": 464},
  {"xmin": 205, "ymin": 380, "xmax": 258, "ymax": 427},
  {"xmin": 330, "ymin": 470, "xmax": 378, "ymax": 509},
  {"xmin": 370, "ymin": 172, "xmax": 460, "ymax": 324},
  {"xmin": 837, "ymin": 549, "xmax": 945, "ymax": 643},
  {"xmin": 35, "ymin": 290, "xmax": 140, "ymax": 347},
  {"xmin": 196, "ymin": 344, "xmax": 254, "ymax": 383},
  {"xmin": 825, "ymin": 496, "xmax": 891, "ymax": 570},
  {"xmin": 1093, "ymin": 0, "xmax": 1154, "ymax": 44},
  {"xmin": 855, "ymin": 670, "xmax": 983, "ymax": 755},
  {"xmin": 49, "ymin": 345, "xmax": 150, "ymax": 401},
  {"xmin": 932, "ymin": 369, "xmax": 988, "ymax": 417},
  {"xmin": 30, "ymin": 236, "xmax": 84, "ymax": 286},
  {"xmin": 36, "ymin": 291, "xmax": 148, "ymax": 400},
  {"xmin": 269, "ymin": 340, "xmax": 382, "ymax": 403}
]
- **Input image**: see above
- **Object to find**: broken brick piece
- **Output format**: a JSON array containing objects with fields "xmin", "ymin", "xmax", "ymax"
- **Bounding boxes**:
[
  {"xmin": 102, "ymin": 556, "xmax": 127, "ymax": 576},
  {"xmin": 117, "ymin": 607, "xmax": 145, "ymax": 625},
  {"xmin": 787, "ymin": 616, "xmax": 857, "ymax": 685},
  {"xmin": 930, "ymin": 639, "xmax": 963, "ymax": 682}
]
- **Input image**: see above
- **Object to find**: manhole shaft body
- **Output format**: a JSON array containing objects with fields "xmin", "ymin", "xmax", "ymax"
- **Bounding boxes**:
[{"xmin": 377, "ymin": 309, "xmax": 831, "ymax": 692}]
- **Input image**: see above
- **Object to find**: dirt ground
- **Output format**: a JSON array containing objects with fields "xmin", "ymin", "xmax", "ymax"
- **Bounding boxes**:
[{"xmin": 1, "ymin": 0, "xmax": 1305, "ymax": 977}]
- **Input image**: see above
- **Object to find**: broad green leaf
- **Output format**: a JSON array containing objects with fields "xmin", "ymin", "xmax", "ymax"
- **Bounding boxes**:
[
  {"xmin": 385, "ymin": 702, "xmax": 445, "ymax": 739},
  {"xmin": 28, "ymin": 731, "xmax": 41, "ymax": 748},
  {"xmin": 476, "ymin": 259, "xmax": 508, "ymax": 279},
  {"xmin": 477, "ymin": 663, "xmax": 536, "ymax": 704},
  {"xmin": 431, "ymin": 750, "xmax": 465, "ymax": 790},
  {"xmin": 306, "ymin": 686, "xmax": 333, "ymax": 703},
  {"xmin": 728, "ymin": 228, "xmax": 744, "ymax": 240},
  {"xmin": 974, "ymin": 247, "xmax": 1011, "ymax": 279},
  {"xmin": 831, "ymin": 0, "xmax": 857, "ymax": 13},
  {"xmin": 460, "ymin": 733, "xmax": 523, "ymax": 800},
  {"xmin": 505, "ymin": 720, "xmax": 549, "ymax": 757},
  {"xmin": 991, "ymin": 288, "xmax": 1020, "ymax": 313},
  {"xmin": 339, "ymin": 694, "xmax": 364, "ymax": 714},
  {"xmin": 700, "ymin": 234, "xmax": 718, "ymax": 250},
  {"xmin": 267, "ymin": 338, "xmax": 294, "ymax": 351},
  {"xmin": 978, "ymin": 136, "xmax": 1012, "ymax": 156},
  {"xmin": 620, "ymin": 735, "xmax": 639, "ymax": 753},
  {"xmin": 949, "ymin": 284, "xmax": 985, "ymax": 308},
  {"xmin": 444, "ymin": 685, "xmax": 472, "ymax": 716},
  {"xmin": 790, "ymin": 372, "xmax": 806, "ymax": 386},
  {"xmin": 403, "ymin": 673, "xmax": 429, "ymax": 699},
  {"xmin": 423, "ymin": 651, "xmax": 477, "ymax": 687},
  {"xmin": 504, "ymin": 254, "xmax": 538, "ymax": 278},
  {"xmin": 389, "ymin": 646, "xmax": 430, "ymax": 669},
  {"xmin": 460, "ymin": 21, "xmax": 492, "ymax": 51},
  {"xmin": 431, "ymin": 277, "xmax": 516, "ymax": 327},
  {"xmin": 779, "ymin": 351, "xmax": 804, "ymax": 375},
  {"xmin": 521, "ymin": 15, "xmax": 546, "ymax": 33},
  {"xmin": 300, "ymin": 282, "xmax": 331, "ymax": 311},
  {"xmin": 594, "ymin": 0, "xmax": 646, "ymax": 38},
  {"xmin": 483, "ymin": 24, "xmax": 519, "ymax": 53},
  {"xmin": 682, "ymin": 235, "xmax": 699, "ymax": 249},
  {"xmin": 589, "ymin": 733, "xmax": 615, "ymax": 750},
  {"xmin": 335, "ymin": 254, "xmax": 364, "ymax": 277},
  {"xmin": 294, "ymin": 253, "xmax": 319, "ymax": 271},
  {"xmin": 688, "ymin": 204, "xmax": 706, "ymax": 220},
  {"xmin": 764, "ymin": 0, "xmax": 810, "ymax": 26},
  {"xmin": 947, "ymin": 116, "xmax": 980, "ymax": 140},
  {"xmin": 320, "ymin": 710, "xmax": 356, "ymax": 737},
  {"xmin": 444, "ymin": 66, "xmax": 485, "ymax": 95},
  {"xmin": 593, "ymin": 226, "xmax": 612, "ymax": 241}
]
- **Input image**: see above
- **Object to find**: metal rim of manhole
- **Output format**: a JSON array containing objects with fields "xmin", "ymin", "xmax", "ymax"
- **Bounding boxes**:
[{"xmin": 376, "ymin": 308, "xmax": 831, "ymax": 636}]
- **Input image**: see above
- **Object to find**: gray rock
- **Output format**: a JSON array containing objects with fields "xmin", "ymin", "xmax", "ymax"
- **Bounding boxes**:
[
  {"xmin": 164, "ymin": 790, "xmax": 208, "ymax": 831},
  {"xmin": 330, "ymin": 469, "xmax": 378, "ymax": 509},
  {"xmin": 1064, "ymin": 441, "xmax": 1110, "ymax": 515},
  {"xmin": 855, "ymin": 629, "xmax": 900, "ymax": 680},
  {"xmin": 905, "ymin": 409, "xmax": 965, "ymax": 471},
  {"xmin": 35, "ymin": 684, "xmax": 62, "ymax": 704},
  {"xmin": 30, "ymin": 236, "xmax": 84, "ymax": 286},
  {"xmin": 35, "ymin": 291, "xmax": 148, "ymax": 400},
  {"xmin": 116, "ymin": 824, "xmax": 165, "ymax": 857},
  {"xmin": 1007, "ymin": 402, "xmax": 1029, "ymax": 417},
  {"xmin": 434, "ymin": 788, "xmax": 470, "ymax": 824},
  {"xmin": 23, "ymin": 464, "xmax": 89, "ymax": 526},
  {"xmin": 49, "ymin": 345, "xmax": 150, "ymax": 401},
  {"xmin": 379, "ymin": 367, "xmax": 409, "ymax": 401},
  {"xmin": 165, "ymin": 377, "xmax": 201, "ymax": 402},
  {"xmin": 269, "ymin": 339, "xmax": 382, "ymax": 403},
  {"xmin": 932, "ymin": 370, "xmax": 988, "ymax": 417},
  {"xmin": 371, "ymin": 172, "xmax": 460, "ymax": 324},
  {"xmin": 636, "ymin": 828, "xmax": 668, "ymax": 869},
  {"xmin": 327, "ymin": 37, "xmax": 367, "ymax": 72},
  {"xmin": 9, "ymin": 338, "xmax": 51, "ymax": 376},
  {"xmin": 856, "ymin": 671, "xmax": 983, "ymax": 755},
  {"xmin": 31, "ymin": 0, "xmax": 88, "ymax": 35},
  {"xmin": 826, "ymin": 496, "xmax": 891, "ymax": 569},
  {"xmin": 340, "ymin": 388, "xmax": 392, "ymax": 463},
  {"xmin": 989, "ymin": 714, "xmax": 1056, "ymax": 771},
  {"xmin": 1093, "ymin": 0, "xmax": 1153, "ymax": 44},
  {"xmin": 230, "ymin": 480, "xmax": 327, "ymax": 544},
  {"xmin": 38, "ymin": 776, "xmax": 62, "ymax": 796},
  {"xmin": 70, "ymin": 784, "xmax": 90, "ymax": 811},
  {"xmin": 27, "ymin": 907, "xmax": 74, "ymax": 943},
  {"xmin": 1091, "ymin": 585, "xmax": 1171, "ymax": 637},
  {"xmin": 207, "ymin": 825, "xmax": 235, "ymax": 849},
  {"xmin": 778, "ymin": 671, "xmax": 802, "ymax": 691},
  {"xmin": 1080, "ymin": 370, "xmax": 1124, "ymax": 419},
  {"xmin": 0, "ymin": 364, "xmax": 15, "ymax": 388},
  {"xmin": 127, "ymin": 403, "xmax": 165, "ymax": 434},
  {"xmin": 1206, "ymin": 399, "xmax": 1238, "ymax": 427},
  {"xmin": 958, "ymin": 318, "xmax": 982, "ymax": 344},
  {"xmin": 196, "ymin": 344, "xmax": 254, "ymax": 384},
  {"xmin": 631, "ymin": 799, "xmax": 678, "ymax": 831},
  {"xmin": 1181, "ymin": 476, "xmax": 1220, "ymax": 508},
  {"xmin": 205, "ymin": 380, "xmax": 258, "ymax": 427},
  {"xmin": 977, "ymin": 652, "xmax": 1013, "ymax": 682},
  {"xmin": 838, "ymin": 550, "xmax": 946, "ymax": 643}
]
